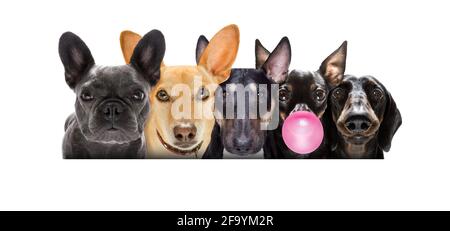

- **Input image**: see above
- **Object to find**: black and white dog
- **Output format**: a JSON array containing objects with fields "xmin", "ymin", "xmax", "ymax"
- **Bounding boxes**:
[
  {"xmin": 327, "ymin": 75, "xmax": 402, "ymax": 158},
  {"xmin": 202, "ymin": 37, "xmax": 291, "ymax": 158},
  {"xmin": 60, "ymin": 30, "xmax": 165, "ymax": 158}
]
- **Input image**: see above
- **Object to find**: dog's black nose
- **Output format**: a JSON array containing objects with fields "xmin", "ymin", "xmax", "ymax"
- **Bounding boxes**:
[
  {"xmin": 103, "ymin": 102, "xmax": 124, "ymax": 121},
  {"xmin": 173, "ymin": 124, "xmax": 197, "ymax": 142},
  {"xmin": 232, "ymin": 138, "xmax": 252, "ymax": 153},
  {"xmin": 290, "ymin": 103, "xmax": 312, "ymax": 115},
  {"xmin": 345, "ymin": 115, "xmax": 372, "ymax": 133}
]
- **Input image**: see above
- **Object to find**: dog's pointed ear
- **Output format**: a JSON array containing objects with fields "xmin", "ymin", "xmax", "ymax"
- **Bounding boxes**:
[
  {"xmin": 261, "ymin": 37, "xmax": 291, "ymax": 83},
  {"xmin": 320, "ymin": 41, "xmax": 347, "ymax": 87},
  {"xmin": 196, "ymin": 35, "xmax": 209, "ymax": 64},
  {"xmin": 130, "ymin": 30, "xmax": 166, "ymax": 86},
  {"xmin": 120, "ymin": 30, "xmax": 142, "ymax": 64},
  {"xmin": 255, "ymin": 39, "xmax": 270, "ymax": 69},
  {"xmin": 59, "ymin": 32, "xmax": 95, "ymax": 89},
  {"xmin": 121, "ymin": 30, "xmax": 166, "ymax": 67},
  {"xmin": 198, "ymin": 24, "xmax": 239, "ymax": 83},
  {"xmin": 378, "ymin": 91, "xmax": 402, "ymax": 152}
]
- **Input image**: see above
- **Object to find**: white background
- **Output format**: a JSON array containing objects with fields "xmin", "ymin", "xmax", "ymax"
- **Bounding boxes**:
[{"xmin": 0, "ymin": 0, "xmax": 449, "ymax": 210}]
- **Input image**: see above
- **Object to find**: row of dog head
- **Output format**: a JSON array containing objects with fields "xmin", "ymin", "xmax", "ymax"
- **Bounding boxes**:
[{"xmin": 60, "ymin": 24, "xmax": 401, "ymax": 159}]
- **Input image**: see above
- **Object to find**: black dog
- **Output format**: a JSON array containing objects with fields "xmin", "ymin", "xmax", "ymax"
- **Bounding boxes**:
[
  {"xmin": 327, "ymin": 75, "xmax": 402, "ymax": 158},
  {"xmin": 261, "ymin": 41, "xmax": 347, "ymax": 158},
  {"xmin": 60, "ymin": 31, "xmax": 165, "ymax": 158},
  {"xmin": 202, "ymin": 37, "xmax": 291, "ymax": 158}
]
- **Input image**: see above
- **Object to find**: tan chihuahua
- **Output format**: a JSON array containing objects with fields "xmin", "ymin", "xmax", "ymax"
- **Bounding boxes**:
[{"xmin": 120, "ymin": 25, "xmax": 239, "ymax": 158}]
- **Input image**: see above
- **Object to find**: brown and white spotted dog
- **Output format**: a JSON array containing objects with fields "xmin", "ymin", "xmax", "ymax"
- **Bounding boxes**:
[{"xmin": 328, "ymin": 75, "xmax": 402, "ymax": 158}]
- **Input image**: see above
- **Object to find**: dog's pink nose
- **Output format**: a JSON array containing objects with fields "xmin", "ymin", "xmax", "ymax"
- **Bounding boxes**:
[{"xmin": 173, "ymin": 124, "xmax": 197, "ymax": 142}]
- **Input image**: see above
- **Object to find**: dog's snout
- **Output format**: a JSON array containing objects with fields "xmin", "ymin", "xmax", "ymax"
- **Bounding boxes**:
[
  {"xmin": 103, "ymin": 102, "xmax": 124, "ymax": 121},
  {"xmin": 173, "ymin": 124, "xmax": 197, "ymax": 142},
  {"xmin": 345, "ymin": 115, "xmax": 372, "ymax": 133},
  {"xmin": 290, "ymin": 103, "xmax": 311, "ymax": 115},
  {"xmin": 233, "ymin": 137, "xmax": 252, "ymax": 153}
]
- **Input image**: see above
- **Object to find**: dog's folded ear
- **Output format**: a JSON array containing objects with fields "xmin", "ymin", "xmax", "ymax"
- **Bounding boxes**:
[
  {"xmin": 198, "ymin": 24, "xmax": 240, "ymax": 83},
  {"xmin": 320, "ymin": 41, "xmax": 347, "ymax": 87},
  {"xmin": 130, "ymin": 30, "xmax": 166, "ymax": 86},
  {"xmin": 255, "ymin": 39, "xmax": 270, "ymax": 69},
  {"xmin": 59, "ymin": 32, "xmax": 95, "ymax": 89},
  {"xmin": 196, "ymin": 35, "xmax": 209, "ymax": 65},
  {"xmin": 261, "ymin": 37, "xmax": 291, "ymax": 83},
  {"xmin": 120, "ymin": 30, "xmax": 142, "ymax": 64},
  {"xmin": 378, "ymin": 91, "xmax": 402, "ymax": 152}
]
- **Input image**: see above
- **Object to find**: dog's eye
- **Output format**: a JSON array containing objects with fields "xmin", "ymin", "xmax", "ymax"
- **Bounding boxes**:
[
  {"xmin": 314, "ymin": 89, "xmax": 326, "ymax": 101},
  {"xmin": 372, "ymin": 88, "xmax": 383, "ymax": 100},
  {"xmin": 279, "ymin": 89, "xmax": 290, "ymax": 102},
  {"xmin": 222, "ymin": 91, "xmax": 229, "ymax": 98},
  {"xmin": 131, "ymin": 90, "xmax": 145, "ymax": 101},
  {"xmin": 156, "ymin": 90, "xmax": 170, "ymax": 102},
  {"xmin": 197, "ymin": 87, "xmax": 210, "ymax": 101},
  {"xmin": 257, "ymin": 89, "xmax": 264, "ymax": 97},
  {"xmin": 80, "ymin": 92, "xmax": 94, "ymax": 101},
  {"xmin": 332, "ymin": 88, "xmax": 346, "ymax": 100}
]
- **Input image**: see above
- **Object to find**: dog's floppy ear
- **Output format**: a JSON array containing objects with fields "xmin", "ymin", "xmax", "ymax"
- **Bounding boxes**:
[
  {"xmin": 320, "ymin": 41, "xmax": 347, "ymax": 87},
  {"xmin": 130, "ymin": 30, "xmax": 166, "ymax": 86},
  {"xmin": 198, "ymin": 24, "xmax": 239, "ymax": 83},
  {"xmin": 120, "ymin": 30, "xmax": 142, "ymax": 64},
  {"xmin": 59, "ymin": 32, "xmax": 95, "ymax": 89},
  {"xmin": 261, "ymin": 37, "xmax": 291, "ymax": 83},
  {"xmin": 255, "ymin": 39, "xmax": 270, "ymax": 69},
  {"xmin": 196, "ymin": 35, "xmax": 209, "ymax": 64},
  {"xmin": 378, "ymin": 91, "xmax": 402, "ymax": 152}
]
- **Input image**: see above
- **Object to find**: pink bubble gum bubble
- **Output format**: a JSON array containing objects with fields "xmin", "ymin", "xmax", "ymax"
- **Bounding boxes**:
[{"xmin": 282, "ymin": 111, "xmax": 324, "ymax": 154}]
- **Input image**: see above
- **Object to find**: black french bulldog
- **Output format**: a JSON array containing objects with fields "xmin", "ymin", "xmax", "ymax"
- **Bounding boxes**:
[
  {"xmin": 327, "ymin": 75, "xmax": 402, "ymax": 158},
  {"xmin": 261, "ymin": 41, "xmax": 347, "ymax": 158},
  {"xmin": 60, "ymin": 30, "xmax": 165, "ymax": 158},
  {"xmin": 201, "ymin": 37, "xmax": 291, "ymax": 158}
]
